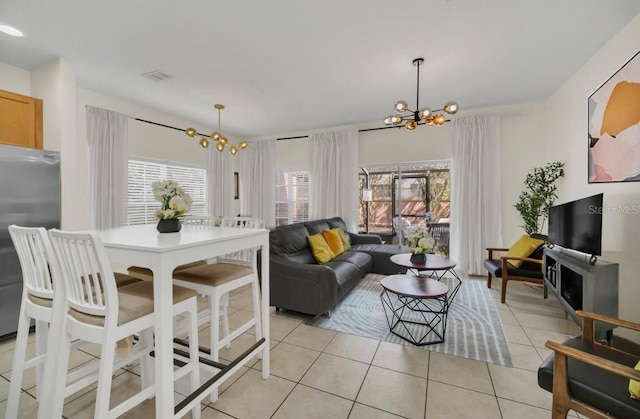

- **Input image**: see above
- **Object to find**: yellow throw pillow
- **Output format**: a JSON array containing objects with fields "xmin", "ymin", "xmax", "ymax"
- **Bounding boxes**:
[
  {"xmin": 505, "ymin": 235, "xmax": 545, "ymax": 268},
  {"xmin": 308, "ymin": 233, "xmax": 335, "ymax": 264},
  {"xmin": 336, "ymin": 228, "xmax": 351, "ymax": 251},
  {"xmin": 630, "ymin": 360, "xmax": 640, "ymax": 400},
  {"xmin": 322, "ymin": 229, "xmax": 345, "ymax": 256}
]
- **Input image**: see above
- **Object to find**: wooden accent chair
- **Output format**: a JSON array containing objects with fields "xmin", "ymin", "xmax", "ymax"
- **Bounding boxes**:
[
  {"xmin": 538, "ymin": 311, "xmax": 640, "ymax": 419},
  {"xmin": 484, "ymin": 235, "xmax": 548, "ymax": 304}
]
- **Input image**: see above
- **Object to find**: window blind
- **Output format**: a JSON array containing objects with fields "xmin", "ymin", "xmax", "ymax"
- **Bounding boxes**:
[
  {"xmin": 275, "ymin": 170, "xmax": 309, "ymax": 226},
  {"xmin": 127, "ymin": 159, "xmax": 207, "ymax": 225}
]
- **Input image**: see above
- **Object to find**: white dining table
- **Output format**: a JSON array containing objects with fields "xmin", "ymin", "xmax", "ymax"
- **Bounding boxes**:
[
  {"xmin": 104, "ymin": 224, "xmax": 270, "ymax": 417},
  {"xmin": 37, "ymin": 224, "xmax": 271, "ymax": 418}
]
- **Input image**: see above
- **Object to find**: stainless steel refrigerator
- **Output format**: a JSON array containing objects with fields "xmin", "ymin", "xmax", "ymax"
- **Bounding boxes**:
[{"xmin": 0, "ymin": 144, "xmax": 60, "ymax": 340}]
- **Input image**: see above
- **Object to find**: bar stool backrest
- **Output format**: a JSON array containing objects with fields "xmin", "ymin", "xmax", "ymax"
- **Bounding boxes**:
[
  {"xmin": 8, "ymin": 225, "xmax": 55, "ymax": 300},
  {"xmin": 48, "ymin": 229, "xmax": 118, "ymax": 321},
  {"xmin": 220, "ymin": 217, "xmax": 264, "ymax": 263}
]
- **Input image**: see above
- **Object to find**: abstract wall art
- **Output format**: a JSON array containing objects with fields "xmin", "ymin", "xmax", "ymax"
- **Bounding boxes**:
[{"xmin": 588, "ymin": 50, "xmax": 640, "ymax": 183}]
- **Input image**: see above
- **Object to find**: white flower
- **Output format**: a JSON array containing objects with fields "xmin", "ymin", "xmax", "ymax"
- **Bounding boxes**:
[
  {"xmin": 151, "ymin": 180, "xmax": 192, "ymax": 219},
  {"xmin": 418, "ymin": 237, "xmax": 435, "ymax": 251}
]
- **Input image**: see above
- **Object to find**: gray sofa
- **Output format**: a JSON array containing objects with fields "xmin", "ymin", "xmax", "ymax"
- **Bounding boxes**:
[{"xmin": 269, "ymin": 216, "xmax": 409, "ymax": 316}]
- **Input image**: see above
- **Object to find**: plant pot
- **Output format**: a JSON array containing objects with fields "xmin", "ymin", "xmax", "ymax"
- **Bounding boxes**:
[
  {"xmin": 410, "ymin": 253, "xmax": 427, "ymax": 264},
  {"xmin": 157, "ymin": 218, "xmax": 181, "ymax": 233}
]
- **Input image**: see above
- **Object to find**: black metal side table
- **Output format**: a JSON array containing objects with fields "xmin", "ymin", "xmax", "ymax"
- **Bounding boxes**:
[{"xmin": 380, "ymin": 274, "xmax": 449, "ymax": 346}]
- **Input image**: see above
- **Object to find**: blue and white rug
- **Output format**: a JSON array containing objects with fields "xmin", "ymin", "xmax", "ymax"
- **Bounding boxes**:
[{"xmin": 307, "ymin": 273, "xmax": 512, "ymax": 366}]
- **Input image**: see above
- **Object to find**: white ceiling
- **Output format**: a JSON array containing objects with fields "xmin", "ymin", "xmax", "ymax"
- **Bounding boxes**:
[{"xmin": 1, "ymin": 0, "xmax": 639, "ymax": 138}]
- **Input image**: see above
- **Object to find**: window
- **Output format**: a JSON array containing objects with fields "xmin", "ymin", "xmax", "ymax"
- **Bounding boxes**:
[
  {"xmin": 275, "ymin": 170, "xmax": 309, "ymax": 226},
  {"xmin": 127, "ymin": 159, "xmax": 207, "ymax": 225}
]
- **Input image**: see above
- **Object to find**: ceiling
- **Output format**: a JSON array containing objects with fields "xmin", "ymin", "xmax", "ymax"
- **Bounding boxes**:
[{"xmin": 1, "ymin": 0, "xmax": 639, "ymax": 138}]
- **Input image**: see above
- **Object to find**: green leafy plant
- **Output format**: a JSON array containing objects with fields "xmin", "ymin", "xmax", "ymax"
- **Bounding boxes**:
[{"xmin": 514, "ymin": 161, "xmax": 565, "ymax": 235}]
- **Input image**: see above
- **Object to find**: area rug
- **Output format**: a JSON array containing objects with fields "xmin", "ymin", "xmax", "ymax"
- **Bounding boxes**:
[{"xmin": 307, "ymin": 273, "xmax": 512, "ymax": 366}]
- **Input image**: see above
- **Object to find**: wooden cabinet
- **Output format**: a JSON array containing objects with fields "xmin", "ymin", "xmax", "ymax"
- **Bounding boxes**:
[{"xmin": 0, "ymin": 89, "xmax": 43, "ymax": 149}]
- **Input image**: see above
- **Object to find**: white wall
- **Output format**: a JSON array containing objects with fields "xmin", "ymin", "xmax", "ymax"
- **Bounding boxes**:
[
  {"xmin": 542, "ymin": 13, "xmax": 640, "ymax": 340},
  {"xmin": 0, "ymin": 62, "xmax": 30, "ymax": 95}
]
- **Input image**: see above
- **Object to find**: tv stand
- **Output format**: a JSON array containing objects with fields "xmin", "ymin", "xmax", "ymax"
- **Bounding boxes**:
[{"xmin": 543, "ymin": 246, "xmax": 618, "ymax": 341}]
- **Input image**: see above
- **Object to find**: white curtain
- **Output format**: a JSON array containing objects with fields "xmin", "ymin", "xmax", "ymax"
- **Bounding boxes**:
[
  {"xmin": 238, "ymin": 139, "xmax": 276, "ymax": 228},
  {"xmin": 308, "ymin": 130, "xmax": 359, "ymax": 232},
  {"xmin": 450, "ymin": 115, "xmax": 502, "ymax": 275},
  {"xmin": 86, "ymin": 106, "xmax": 129, "ymax": 229},
  {"xmin": 206, "ymin": 148, "xmax": 234, "ymax": 218}
]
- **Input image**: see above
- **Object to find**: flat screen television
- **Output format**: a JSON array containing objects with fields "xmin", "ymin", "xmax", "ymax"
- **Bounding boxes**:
[{"xmin": 548, "ymin": 193, "xmax": 603, "ymax": 256}]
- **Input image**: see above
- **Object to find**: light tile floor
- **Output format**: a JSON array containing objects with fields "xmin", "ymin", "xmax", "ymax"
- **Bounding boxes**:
[{"xmin": 0, "ymin": 276, "xmax": 585, "ymax": 418}]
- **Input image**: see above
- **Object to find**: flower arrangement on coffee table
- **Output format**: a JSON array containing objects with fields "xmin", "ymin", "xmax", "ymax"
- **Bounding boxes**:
[{"xmin": 405, "ymin": 226, "xmax": 436, "ymax": 263}]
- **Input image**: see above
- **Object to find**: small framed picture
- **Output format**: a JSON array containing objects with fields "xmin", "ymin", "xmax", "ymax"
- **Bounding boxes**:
[{"xmin": 234, "ymin": 172, "xmax": 239, "ymax": 199}]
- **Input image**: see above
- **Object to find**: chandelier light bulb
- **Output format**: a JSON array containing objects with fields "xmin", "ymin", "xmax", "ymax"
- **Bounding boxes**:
[
  {"xmin": 211, "ymin": 132, "xmax": 221, "ymax": 141},
  {"xmin": 216, "ymin": 142, "xmax": 225, "ymax": 152},
  {"xmin": 390, "ymin": 114, "xmax": 403, "ymax": 125},
  {"xmin": 239, "ymin": 141, "xmax": 248, "ymax": 149},
  {"xmin": 418, "ymin": 108, "xmax": 431, "ymax": 120},
  {"xmin": 434, "ymin": 114, "xmax": 446, "ymax": 125},
  {"xmin": 199, "ymin": 137, "xmax": 209, "ymax": 148},
  {"xmin": 425, "ymin": 116, "xmax": 435, "ymax": 126},
  {"xmin": 384, "ymin": 115, "xmax": 393, "ymax": 125},
  {"xmin": 186, "ymin": 127, "xmax": 197, "ymax": 138},
  {"xmin": 444, "ymin": 102, "xmax": 458, "ymax": 115},
  {"xmin": 394, "ymin": 100, "xmax": 408, "ymax": 113},
  {"xmin": 405, "ymin": 120, "xmax": 418, "ymax": 130},
  {"xmin": 230, "ymin": 146, "xmax": 238, "ymax": 155},
  {"xmin": 219, "ymin": 137, "xmax": 228, "ymax": 146}
]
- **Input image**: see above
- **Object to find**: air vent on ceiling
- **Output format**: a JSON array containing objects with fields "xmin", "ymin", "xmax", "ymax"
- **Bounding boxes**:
[{"xmin": 141, "ymin": 70, "xmax": 174, "ymax": 81}]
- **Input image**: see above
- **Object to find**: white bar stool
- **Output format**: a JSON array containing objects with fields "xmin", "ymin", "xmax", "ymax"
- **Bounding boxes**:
[
  {"xmin": 172, "ymin": 217, "xmax": 264, "ymax": 402},
  {"xmin": 42, "ymin": 229, "xmax": 202, "ymax": 419},
  {"xmin": 4, "ymin": 225, "xmax": 142, "ymax": 419}
]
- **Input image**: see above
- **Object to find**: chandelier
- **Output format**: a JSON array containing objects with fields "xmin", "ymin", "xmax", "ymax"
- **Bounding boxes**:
[
  {"xmin": 384, "ymin": 58, "xmax": 458, "ymax": 130},
  {"xmin": 185, "ymin": 104, "xmax": 247, "ymax": 154}
]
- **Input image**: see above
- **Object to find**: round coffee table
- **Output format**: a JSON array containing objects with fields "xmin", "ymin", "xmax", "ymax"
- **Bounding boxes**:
[
  {"xmin": 379, "ymin": 274, "xmax": 449, "ymax": 346},
  {"xmin": 390, "ymin": 253, "xmax": 462, "ymax": 302}
]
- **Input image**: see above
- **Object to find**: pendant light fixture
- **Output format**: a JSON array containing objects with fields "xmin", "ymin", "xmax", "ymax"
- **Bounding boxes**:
[
  {"xmin": 384, "ymin": 58, "xmax": 458, "ymax": 130},
  {"xmin": 185, "ymin": 104, "xmax": 248, "ymax": 154}
]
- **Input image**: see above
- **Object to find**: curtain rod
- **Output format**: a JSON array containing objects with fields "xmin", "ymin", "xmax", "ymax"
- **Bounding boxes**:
[
  {"xmin": 84, "ymin": 105, "xmax": 411, "ymax": 141},
  {"xmin": 276, "ymin": 125, "xmax": 405, "ymax": 141},
  {"xmin": 84, "ymin": 105, "xmax": 210, "ymax": 137}
]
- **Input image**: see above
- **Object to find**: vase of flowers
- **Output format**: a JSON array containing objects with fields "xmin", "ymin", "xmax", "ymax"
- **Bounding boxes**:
[
  {"xmin": 405, "ymin": 226, "xmax": 436, "ymax": 264},
  {"xmin": 152, "ymin": 180, "xmax": 192, "ymax": 233}
]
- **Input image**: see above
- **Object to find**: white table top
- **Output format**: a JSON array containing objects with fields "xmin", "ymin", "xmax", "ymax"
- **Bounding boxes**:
[{"xmin": 98, "ymin": 224, "xmax": 268, "ymax": 252}]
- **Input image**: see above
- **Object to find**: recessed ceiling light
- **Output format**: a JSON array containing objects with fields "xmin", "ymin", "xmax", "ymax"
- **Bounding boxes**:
[{"xmin": 0, "ymin": 25, "xmax": 24, "ymax": 37}]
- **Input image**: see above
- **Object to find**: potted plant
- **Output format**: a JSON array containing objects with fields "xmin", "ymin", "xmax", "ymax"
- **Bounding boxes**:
[
  {"xmin": 152, "ymin": 180, "xmax": 192, "ymax": 233},
  {"xmin": 514, "ymin": 161, "xmax": 565, "ymax": 235}
]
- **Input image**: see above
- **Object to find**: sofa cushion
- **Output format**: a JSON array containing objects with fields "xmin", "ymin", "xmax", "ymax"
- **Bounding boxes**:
[
  {"xmin": 308, "ymin": 233, "xmax": 335, "ymax": 264},
  {"xmin": 322, "ymin": 229, "xmax": 345, "ymax": 256},
  {"xmin": 270, "ymin": 224, "xmax": 315, "ymax": 264},
  {"xmin": 326, "ymin": 217, "xmax": 350, "ymax": 241},
  {"xmin": 483, "ymin": 258, "xmax": 543, "ymax": 279},
  {"xmin": 352, "ymin": 243, "xmax": 411, "ymax": 275},
  {"xmin": 333, "ymin": 251, "xmax": 373, "ymax": 278},
  {"xmin": 336, "ymin": 228, "xmax": 351, "ymax": 250},
  {"xmin": 305, "ymin": 220, "xmax": 331, "ymax": 235},
  {"xmin": 538, "ymin": 337, "xmax": 640, "ymax": 418}
]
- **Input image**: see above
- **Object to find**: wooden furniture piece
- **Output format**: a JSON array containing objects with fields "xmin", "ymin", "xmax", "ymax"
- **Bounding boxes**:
[
  {"xmin": 379, "ymin": 274, "xmax": 450, "ymax": 345},
  {"xmin": 0, "ymin": 89, "xmax": 43, "ymax": 149},
  {"xmin": 5, "ymin": 225, "xmax": 141, "ymax": 418},
  {"xmin": 538, "ymin": 310, "xmax": 640, "ymax": 419},
  {"xmin": 543, "ymin": 246, "xmax": 619, "ymax": 342},
  {"xmin": 484, "ymin": 246, "xmax": 548, "ymax": 304},
  {"xmin": 43, "ymin": 229, "xmax": 202, "ymax": 419},
  {"xmin": 390, "ymin": 253, "xmax": 462, "ymax": 302},
  {"xmin": 63, "ymin": 224, "xmax": 270, "ymax": 419}
]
